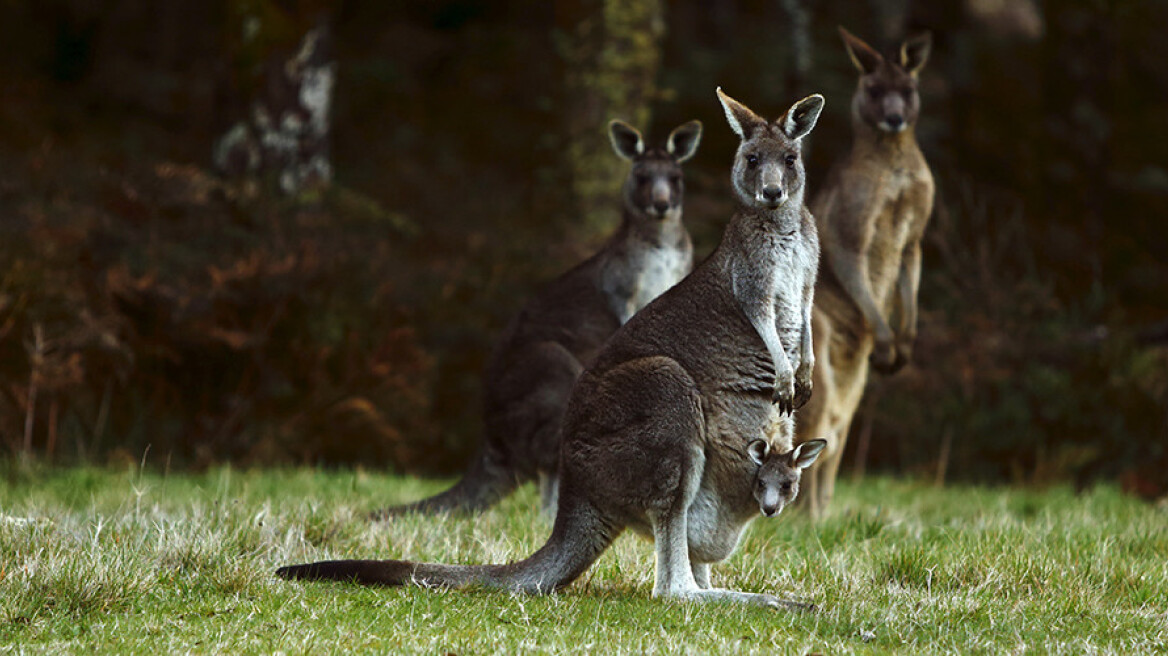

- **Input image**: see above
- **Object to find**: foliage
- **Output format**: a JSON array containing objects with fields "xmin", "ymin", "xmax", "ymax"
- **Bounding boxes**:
[
  {"xmin": 0, "ymin": 148, "xmax": 437, "ymax": 469},
  {"xmin": 1, "ymin": 466, "xmax": 1166, "ymax": 653},
  {"xmin": 0, "ymin": 1, "xmax": 1165, "ymax": 489}
]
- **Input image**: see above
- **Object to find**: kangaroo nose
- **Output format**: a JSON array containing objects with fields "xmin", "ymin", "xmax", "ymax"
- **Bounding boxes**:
[
  {"xmin": 762, "ymin": 185, "xmax": 783, "ymax": 202},
  {"xmin": 653, "ymin": 200, "xmax": 670, "ymax": 214},
  {"xmin": 761, "ymin": 504, "xmax": 778, "ymax": 517},
  {"xmin": 886, "ymin": 114, "xmax": 904, "ymax": 129}
]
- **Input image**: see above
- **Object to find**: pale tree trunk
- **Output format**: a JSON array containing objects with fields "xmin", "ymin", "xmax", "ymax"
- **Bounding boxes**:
[
  {"xmin": 554, "ymin": 0, "xmax": 666, "ymax": 237},
  {"xmin": 780, "ymin": 0, "xmax": 815, "ymax": 157},
  {"xmin": 214, "ymin": 10, "xmax": 335, "ymax": 196},
  {"xmin": 780, "ymin": 0, "xmax": 815, "ymax": 99}
]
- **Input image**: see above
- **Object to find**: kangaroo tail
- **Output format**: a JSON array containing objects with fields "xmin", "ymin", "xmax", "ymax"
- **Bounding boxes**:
[
  {"xmin": 369, "ymin": 450, "xmax": 520, "ymax": 519},
  {"xmin": 279, "ymin": 500, "xmax": 619, "ymax": 594}
]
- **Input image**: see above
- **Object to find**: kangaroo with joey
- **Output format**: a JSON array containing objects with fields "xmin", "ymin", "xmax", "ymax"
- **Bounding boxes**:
[
  {"xmin": 797, "ymin": 27, "xmax": 935, "ymax": 518},
  {"xmin": 371, "ymin": 119, "xmax": 702, "ymax": 518},
  {"xmin": 280, "ymin": 89, "xmax": 824, "ymax": 610}
]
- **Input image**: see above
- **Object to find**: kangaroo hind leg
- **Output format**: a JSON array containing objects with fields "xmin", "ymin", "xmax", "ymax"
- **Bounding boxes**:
[{"xmin": 691, "ymin": 561, "xmax": 711, "ymax": 589}]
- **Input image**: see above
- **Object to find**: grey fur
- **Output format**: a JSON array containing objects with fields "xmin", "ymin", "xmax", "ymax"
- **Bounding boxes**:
[
  {"xmin": 280, "ymin": 91, "xmax": 823, "ymax": 610},
  {"xmin": 371, "ymin": 120, "xmax": 701, "ymax": 518}
]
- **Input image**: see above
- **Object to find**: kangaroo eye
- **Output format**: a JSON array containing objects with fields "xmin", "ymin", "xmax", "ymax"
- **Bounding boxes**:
[
  {"xmin": 867, "ymin": 86, "xmax": 883, "ymax": 99},
  {"xmin": 745, "ymin": 154, "xmax": 759, "ymax": 169},
  {"xmin": 781, "ymin": 482, "xmax": 792, "ymax": 494},
  {"xmin": 785, "ymin": 154, "xmax": 797, "ymax": 169}
]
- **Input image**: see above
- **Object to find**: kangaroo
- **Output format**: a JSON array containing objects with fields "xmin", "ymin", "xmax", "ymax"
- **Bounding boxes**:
[
  {"xmin": 797, "ymin": 27, "xmax": 935, "ymax": 518},
  {"xmin": 372, "ymin": 120, "xmax": 702, "ymax": 517},
  {"xmin": 279, "ymin": 89, "xmax": 825, "ymax": 610}
]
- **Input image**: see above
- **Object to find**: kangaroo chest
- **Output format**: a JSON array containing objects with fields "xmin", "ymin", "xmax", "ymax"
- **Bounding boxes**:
[
  {"xmin": 761, "ymin": 231, "xmax": 815, "ymax": 353},
  {"xmin": 599, "ymin": 233, "xmax": 692, "ymax": 325},
  {"xmin": 630, "ymin": 242, "xmax": 690, "ymax": 308},
  {"xmin": 866, "ymin": 167, "xmax": 931, "ymax": 304}
]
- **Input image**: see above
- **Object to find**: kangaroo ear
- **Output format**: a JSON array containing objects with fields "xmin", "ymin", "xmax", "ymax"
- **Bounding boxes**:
[
  {"xmin": 747, "ymin": 439, "xmax": 770, "ymax": 466},
  {"xmin": 609, "ymin": 120, "xmax": 644, "ymax": 161},
  {"xmin": 716, "ymin": 87, "xmax": 765, "ymax": 140},
  {"xmin": 790, "ymin": 439, "xmax": 827, "ymax": 470},
  {"xmin": 839, "ymin": 26, "xmax": 883, "ymax": 75},
  {"xmin": 666, "ymin": 120, "xmax": 702, "ymax": 163},
  {"xmin": 780, "ymin": 94, "xmax": 825, "ymax": 141},
  {"xmin": 900, "ymin": 31, "xmax": 932, "ymax": 76}
]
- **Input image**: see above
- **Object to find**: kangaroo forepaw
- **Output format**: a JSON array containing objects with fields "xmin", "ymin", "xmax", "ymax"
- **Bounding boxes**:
[
  {"xmin": 891, "ymin": 338, "xmax": 914, "ymax": 372},
  {"xmin": 872, "ymin": 346, "xmax": 910, "ymax": 375},
  {"xmin": 792, "ymin": 379, "xmax": 812, "ymax": 410},
  {"xmin": 869, "ymin": 340, "xmax": 898, "ymax": 374},
  {"xmin": 771, "ymin": 382, "xmax": 795, "ymax": 415}
]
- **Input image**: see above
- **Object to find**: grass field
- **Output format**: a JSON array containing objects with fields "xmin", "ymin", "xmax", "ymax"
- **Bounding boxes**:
[{"xmin": 1, "ymin": 464, "xmax": 1166, "ymax": 654}]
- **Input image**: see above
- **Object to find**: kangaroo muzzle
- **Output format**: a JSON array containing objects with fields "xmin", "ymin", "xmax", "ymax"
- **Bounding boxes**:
[
  {"xmin": 758, "ymin": 164, "xmax": 786, "ymax": 207},
  {"xmin": 879, "ymin": 95, "xmax": 909, "ymax": 133},
  {"xmin": 760, "ymin": 489, "xmax": 783, "ymax": 517},
  {"xmin": 650, "ymin": 178, "xmax": 672, "ymax": 216}
]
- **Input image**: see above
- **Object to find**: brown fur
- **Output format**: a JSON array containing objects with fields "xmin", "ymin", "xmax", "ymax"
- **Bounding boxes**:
[{"xmin": 796, "ymin": 27, "xmax": 936, "ymax": 518}]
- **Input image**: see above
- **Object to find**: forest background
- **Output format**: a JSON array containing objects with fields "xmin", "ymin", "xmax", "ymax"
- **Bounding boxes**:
[{"xmin": 1, "ymin": 0, "xmax": 1165, "ymax": 498}]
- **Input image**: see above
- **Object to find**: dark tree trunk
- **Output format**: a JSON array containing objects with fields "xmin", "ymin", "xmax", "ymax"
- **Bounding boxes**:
[{"xmin": 869, "ymin": 0, "xmax": 909, "ymax": 42}]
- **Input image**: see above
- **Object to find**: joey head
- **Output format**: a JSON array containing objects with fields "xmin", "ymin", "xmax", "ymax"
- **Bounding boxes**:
[{"xmin": 748, "ymin": 438, "xmax": 827, "ymax": 517}]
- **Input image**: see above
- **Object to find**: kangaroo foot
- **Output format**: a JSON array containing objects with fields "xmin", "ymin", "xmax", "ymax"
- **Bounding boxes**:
[{"xmin": 680, "ymin": 588, "xmax": 818, "ymax": 611}]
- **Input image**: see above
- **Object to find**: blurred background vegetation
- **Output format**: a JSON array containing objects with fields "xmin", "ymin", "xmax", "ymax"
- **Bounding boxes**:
[{"xmin": 0, "ymin": 0, "xmax": 1165, "ymax": 497}]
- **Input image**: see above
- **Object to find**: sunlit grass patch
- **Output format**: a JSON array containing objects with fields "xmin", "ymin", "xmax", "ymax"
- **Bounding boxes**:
[{"xmin": 1, "ymin": 466, "xmax": 1166, "ymax": 653}]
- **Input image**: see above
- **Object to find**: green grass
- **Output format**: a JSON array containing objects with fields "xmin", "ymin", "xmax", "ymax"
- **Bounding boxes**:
[{"xmin": 1, "ymin": 465, "xmax": 1166, "ymax": 654}]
